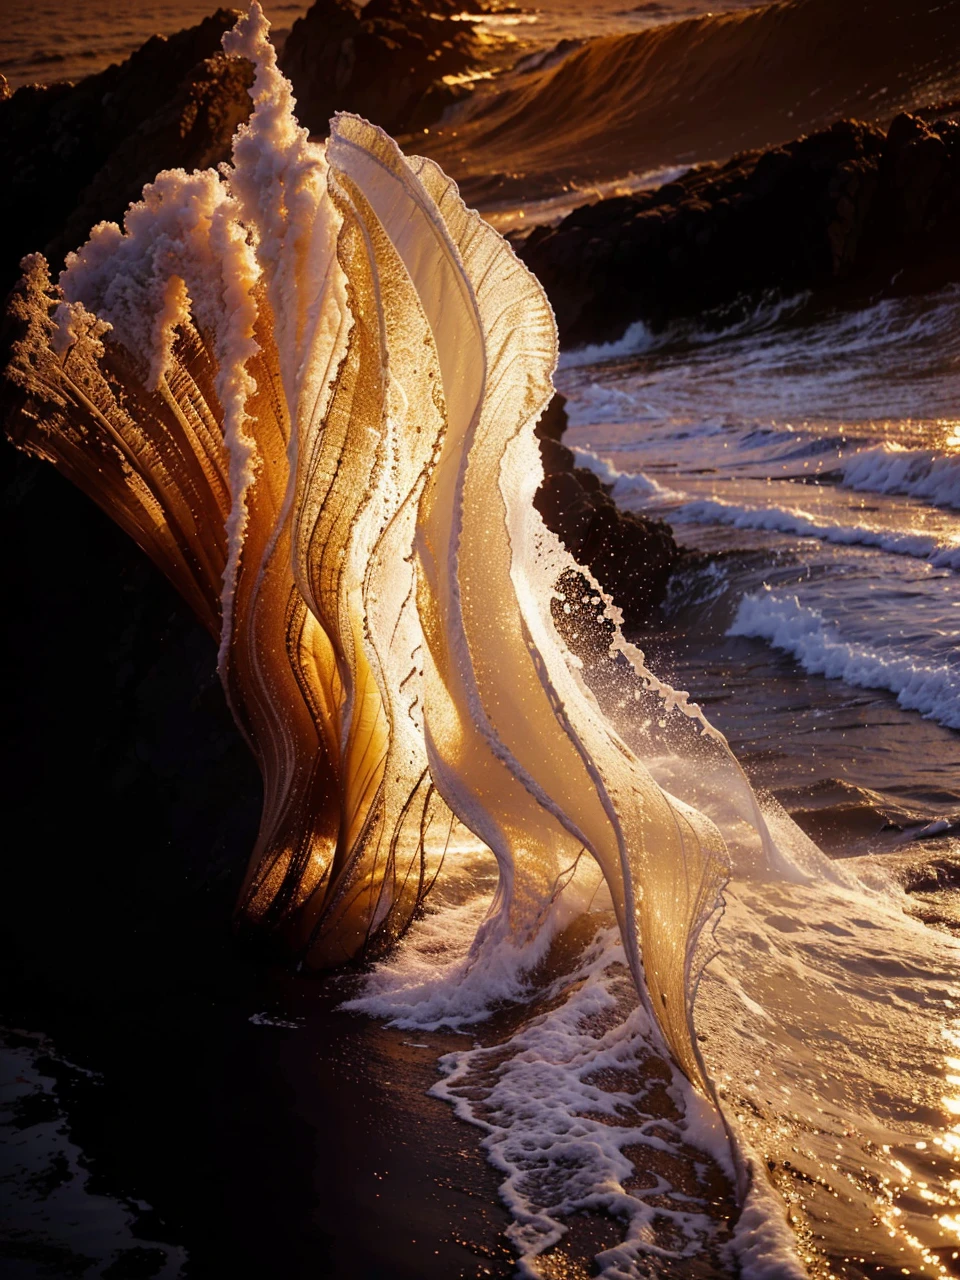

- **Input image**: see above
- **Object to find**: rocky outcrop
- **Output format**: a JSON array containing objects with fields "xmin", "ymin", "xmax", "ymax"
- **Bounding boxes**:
[
  {"xmin": 518, "ymin": 113, "xmax": 960, "ymax": 347},
  {"xmin": 535, "ymin": 395, "xmax": 679, "ymax": 628},
  {"xmin": 0, "ymin": 0, "xmax": 498, "ymax": 299},
  {"xmin": 0, "ymin": 10, "xmax": 254, "ymax": 298},
  {"xmin": 279, "ymin": 0, "xmax": 483, "ymax": 139}
]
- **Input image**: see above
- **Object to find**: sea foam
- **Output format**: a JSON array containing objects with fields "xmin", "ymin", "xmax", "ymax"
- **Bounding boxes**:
[
  {"xmin": 728, "ymin": 590, "xmax": 960, "ymax": 729},
  {"xmin": 557, "ymin": 320, "xmax": 656, "ymax": 369},
  {"xmin": 841, "ymin": 443, "xmax": 960, "ymax": 512},
  {"xmin": 351, "ymin": 905, "xmax": 804, "ymax": 1279},
  {"xmin": 570, "ymin": 445, "xmax": 678, "ymax": 504},
  {"xmin": 671, "ymin": 494, "xmax": 960, "ymax": 570}
]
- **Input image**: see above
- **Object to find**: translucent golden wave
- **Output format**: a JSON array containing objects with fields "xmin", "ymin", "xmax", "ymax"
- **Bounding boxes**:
[{"xmin": 3, "ymin": 4, "xmax": 787, "ymax": 1094}]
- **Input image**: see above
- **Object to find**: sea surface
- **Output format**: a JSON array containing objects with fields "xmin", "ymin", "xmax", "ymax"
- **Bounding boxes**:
[
  {"xmin": 0, "ymin": 0, "xmax": 758, "ymax": 91},
  {"xmin": 342, "ymin": 283, "xmax": 960, "ymax": 1279},
  {"xmin": 4, "ymin": 3, "xmax": 960, "ymax": 1280},
  {"xmin": 0, "ymin": 0, "xmax": 312, "ymax": 89},
  {"xmin": 544, "ymin": 283, "xmax": 960, "ymax": 1277}
]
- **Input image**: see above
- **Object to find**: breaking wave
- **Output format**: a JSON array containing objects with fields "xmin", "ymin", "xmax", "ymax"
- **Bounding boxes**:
[
  {"xmin": 426, "ymin": 0, "xmax": 960, "ymax": 197},
  {"xmin": 728, "ymin": 590, "xmax": 960, "ymax": 729},
  {"xmin": 669, "ymin": 493, "xmax": 960, "ymax": 569},
  {"xmin": 841, "ymin": 443, "xmax": 960, "ymax": 513},
  {"xmin": 7, "ymin": 7, "xmax": 960, "ymax": 1277},
  {"xmin": 3, "ymin": 6, "xmax": 810, "ymax": 1268},
  {"xmin": 570, "ymin": 445, "xmax": 678, "ymax": 504}
]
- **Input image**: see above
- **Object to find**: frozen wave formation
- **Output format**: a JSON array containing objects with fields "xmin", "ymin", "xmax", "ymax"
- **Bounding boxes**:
[{"xmin": 3, "ymin": 7, "xmax": 805, "ymax": 1271}]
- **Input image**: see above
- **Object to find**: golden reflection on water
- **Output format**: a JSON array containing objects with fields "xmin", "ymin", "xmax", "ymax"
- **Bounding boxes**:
[
  {"xmin": 865, "ymin": 1021, "xmax": 960, "ymax": 1278},
  {"xmin": 869, "ymin": 418, "xmax": 960, "ymax": 449}
]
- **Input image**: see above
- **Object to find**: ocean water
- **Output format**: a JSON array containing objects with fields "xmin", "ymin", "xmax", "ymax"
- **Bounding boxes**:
[
  {"xmin": 0, "ymin": 0, "xmax": 312, "ymax": 89},
  {"xmin": 0, "ymin": 0, "xmax": 759, "ymax": 91},
  {"xmin": 553, "ymin": 284, "xmax": 960, "ymax": 1273},
  {"xmin": 422, "ymin": 0, "xmax": 960, "ymax": 205},
  {"xmin": 332, "ymin": 286, "xmax": 960, "ymax": 1280},
  {"xmin": 558, "ymin": 290, "xmax": 960, "ymax": 756},
  {"xmin": 343, "ymin": 285, "xmax": 960, "ymax": 1279}
]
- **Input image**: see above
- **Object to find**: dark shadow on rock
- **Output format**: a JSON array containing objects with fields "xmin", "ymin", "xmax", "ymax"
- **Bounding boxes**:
[
  {"xmin": 534, "ymin": 394, "xmax": 679, "ymax": 628},
  {"xmin": 518, "ymin": 113, "xmax": 960, "ymax": 347},
  {"xmin": 0, "ymin": 9, "xmax": 253, "ymax": 298}
]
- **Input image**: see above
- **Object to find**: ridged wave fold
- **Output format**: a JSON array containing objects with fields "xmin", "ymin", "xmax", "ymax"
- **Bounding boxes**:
[{"xmin": 3, "ymin": 4, "xmax": 787, "ymax": 1098}]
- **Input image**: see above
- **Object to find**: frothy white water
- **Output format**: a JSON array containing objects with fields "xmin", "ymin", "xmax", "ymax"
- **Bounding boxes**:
[
  {"xmin": 433, "ymin": 934, "xmax": 738, "ymax": 1280},
  {"xmin": 559, "ymin": 288, "xmax": 960, "ymax": 429},
  {"xmin": 351, "ymin": 896, "xmax": 806, "ymax": 1279},
  {"xmin": 342, "ymin": 842, "xmax": 593, "ymax": 1032},
  {"xmin": 13, "ymin": 10, "xmax": 960, "ymax": 1277},
  {"xmin": 557, "ymin": 321, "xmax": 658, "ymax": 370},
  {"xmin": 543, "ymin": 273, "xmax": 960, "ymax": 1275},
  {"xmin": 841, "ymin": 443, "xmax": 960, "ymax": 513},
  {"xmin": 669, "ymin": 494, "xmax": 960, "ymax": 570},
  {"xmin": 728, "ymin": 590, "xmax": 960, "ymax": 730},
  {"xmin": 349, "ymin": 829, "xmax": 960, "ymax": 1277},
  {"xmin": 9, "ymin": 7, "xmax": 813, "ymax": 1270},
  {"xmin": 557, "ymin": 294, "xmax": 810, "ymax": 373},
  {"xmin": 571, "ymin": 446, "xmax": 678, "ymax": 504}
]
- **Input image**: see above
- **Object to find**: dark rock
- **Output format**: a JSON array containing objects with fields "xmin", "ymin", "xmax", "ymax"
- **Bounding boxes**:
[
  {"xmin": 0, "ymin": 10, "xmax": 254, "ymax": 298},
  {"xmin": 518, "ymin": 113, "xmax": 960, "ymax": 347},
  {"xmin": 279, "ymin": 0, "xmax": 483, "ymax": 139},
  {"xmin": 0, "ymin": 438, "xmax": 261, "ymax": 1005},
  {"xmin": 534, "ymin": 392, "xmax": 570, "ymax": 443},
  {"xmin": 534, "ymin": 394, "xmax": 679, "ymax": 628},
  {"xmin": 538, "ymin": 434, "xmax": 576, "ymax": 476}
]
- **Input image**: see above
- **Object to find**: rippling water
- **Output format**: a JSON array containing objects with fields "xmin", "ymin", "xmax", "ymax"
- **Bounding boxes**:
[
  {"xmin": 383, "ymin": 285, "xmax": 960, "ymax": 1278},
  {"xmin": 0, "ymin": 0, "xmax": 762, "ymax": 90},
  {"xmin": 0, "ymin": 0, "xmax": 311, "ymax": 88},
  {"xmin": 329, "ymin": 287, "xmax": 960, "ymax": 1280},
  {"xmin": 560, "ymin": 289, "xmax": 960, "ymax": 762}
]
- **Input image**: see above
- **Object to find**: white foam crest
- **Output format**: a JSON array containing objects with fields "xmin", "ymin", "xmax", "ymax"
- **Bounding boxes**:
[
  {"xmin": 558, "ymin": 293, "xmax": 811, "ymax": 371},
  {"xmin": 341, "ymin": 861, "xmax": 598, "ymax": 1030},
  {"xmin": 671, "ymin": 494, "xmax": 960, "ymax": 570},
  {"xmin": 732, "ymin": 1173, "xmax": 810, "ymax": 1280},
  {"xmin": 428, "ymin": 923, "xmax": 802, "ymax": 1279},
  {"xmin": 20, "ymin": 17, "xmax": 914, "ymax": 1269},
  {"xmin": 728, "ymin": 590, "xmax": 960, "ymax": 729},
  {"xmin": 557, "ymin": 320, "xmax": 655, "ymax": 369},
  {"xmin": 570, "ymin": 445, "xmax": 679, "ymax": 505},
  {"xmin": 841, "ymin": 443, "xmax": 960, "ymax": 513},
  {"xmin": 341, "ymin": 895, "xmax": 515, "ymax": 1030},
  {"xmin": 222, "ymin": 3, "xmax": 335, "ymax": 415},
  {"xmin": 58, "ymin": 168, "xmax": 262, "ymax": 666}
]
